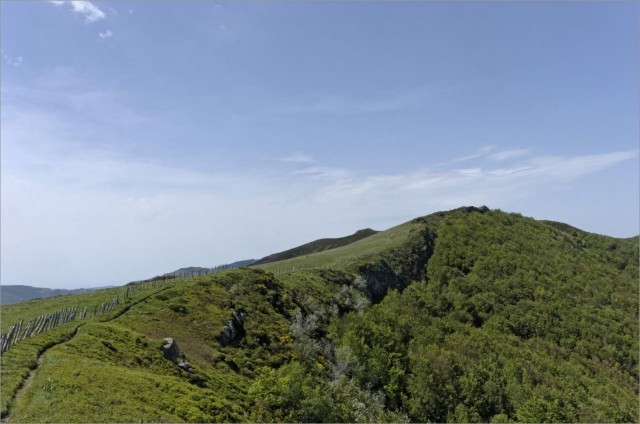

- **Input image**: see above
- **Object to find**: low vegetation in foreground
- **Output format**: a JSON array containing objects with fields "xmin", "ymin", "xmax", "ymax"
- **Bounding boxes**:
[{"xmin": 1, "ymin": 207, "xmax": 637, "ymax": 422}]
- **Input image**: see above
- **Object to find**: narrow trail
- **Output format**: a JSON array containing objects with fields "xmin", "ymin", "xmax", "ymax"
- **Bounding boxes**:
[{"xmin": 1, "ymin": 286, "xmax": 172, "ymax": 422}]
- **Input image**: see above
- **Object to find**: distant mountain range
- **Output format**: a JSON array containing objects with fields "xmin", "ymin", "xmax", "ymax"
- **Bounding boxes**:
[{"xmin": 0, "ymin": 285, "xmax": 104, "ymax": 305}]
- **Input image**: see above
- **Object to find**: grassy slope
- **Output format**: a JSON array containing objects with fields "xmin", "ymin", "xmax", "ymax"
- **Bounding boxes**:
[
  {"xmin": 254, "ymin": 219, "xmax": 431, "ymax": 274},
  {"xmin": 0, "ymin": 282, "xmax": 173, "ymax": 418},
  {"xmin": 1, "ymin": 287, "xmax": 125, "ymax": 332},
  {"xmin": 2, "ymin": 207, "xmax": 637, "ymax": 422},
  {"xmin": 4, "ymin": 268, "xmax": 368, "ymax": 422},
  {"xmin": 253, "ymin": 228, "xmax": 378, "ymax": 265}
]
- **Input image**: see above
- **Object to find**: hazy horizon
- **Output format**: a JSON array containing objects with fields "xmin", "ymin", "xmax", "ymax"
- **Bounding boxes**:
[{"xmin": 2, "ymin": 1, "xmax": 638, "ymax": 289}]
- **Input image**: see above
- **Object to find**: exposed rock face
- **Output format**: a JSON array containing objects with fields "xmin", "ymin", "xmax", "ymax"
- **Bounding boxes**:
[
  {"xmin": 359, "ymin": 260, "xmax": 404, "ymax": 303},
  {"xmin": 218, "ymin": 308, "xmax": 245, "ymax": 346},
  {"xmin": 161, "ymin": 338, "xmax": 181, "ymax": 363},
  {"xmin": 358, "ymin": 226, "xmax": 437, "ymax": 303}
]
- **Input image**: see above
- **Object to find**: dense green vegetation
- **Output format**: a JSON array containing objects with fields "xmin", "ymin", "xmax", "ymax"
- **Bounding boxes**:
[
  {"xmin": 1, "ymin": 207, "xmax": 637, "ymax": 422},
  {"xmin": 325, "ymin": 210, "xmax": 638, "ymax": 422}
]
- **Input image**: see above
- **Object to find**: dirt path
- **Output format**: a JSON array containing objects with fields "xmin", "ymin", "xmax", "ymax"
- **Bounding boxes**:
[
  {"xmin": 1, "ymin": 286, "xmax": 171, "ymax": 422},
  {"xmin": 1, "ymin": 323, "xmax": 83, "ymax": 422}
]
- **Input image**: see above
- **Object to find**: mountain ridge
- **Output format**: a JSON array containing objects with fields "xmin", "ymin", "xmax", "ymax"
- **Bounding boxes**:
[
  {"xmin": 253, "ymin": 228, "xmax": 379, "ymax": 265},
  {"xmin": 1, "ymin": 206, "xmax": 637, "ymax": 423}
]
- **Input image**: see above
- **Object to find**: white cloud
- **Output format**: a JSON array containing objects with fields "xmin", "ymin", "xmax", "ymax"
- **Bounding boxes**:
[
  {"xmin": 98, "ymin": 29, "xmax": 113, "ymax": 40},
  {"xmin": 49, "ymin": 1, "xmax": 106, "ymax": 23}
]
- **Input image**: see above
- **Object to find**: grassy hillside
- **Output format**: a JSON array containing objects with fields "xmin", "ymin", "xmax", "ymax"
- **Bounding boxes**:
[
  {"xmin": 1, "ymin": 207, "xmax": 637, "ymax": 422},
  {"xmin": 253, "ymin": 228, "xmax": 378, "ymax": 265},
  {"xmin": 1, "ymin": 286, "xmax": 127, "ymax": 332}
]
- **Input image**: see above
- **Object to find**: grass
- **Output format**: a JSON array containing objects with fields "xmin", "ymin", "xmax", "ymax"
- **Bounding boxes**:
[
  {"xmin": 3, "ymin": 207, "xmax": 635, "ymax": 422},
  {"xmin": 1, "ymin": 281, "xmax": 174, "ymax": 418},
  {"xmin": 3, "ymin": 265, "xmax": 377, "ymax": 422},
  {"xmin": 253, "ymin": 219, "xmax": 428, "ymax": 273},
  {"xmin": 3, "ymin": 269, "xmax": 302, "ymax": 422},
  {"xmin": 254, "ymin": 228, "xmax": 378, "ymax": 265},
  {"xmin": 1, "ymin": 286, "xmax": 125, "ymax": 333}
]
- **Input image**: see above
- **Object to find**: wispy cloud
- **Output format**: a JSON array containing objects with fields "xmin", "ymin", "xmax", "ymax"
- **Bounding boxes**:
[
  {"xmin": 293, "ymin": 166, "xmax": 350, "ymax": 180},
  {"xmin": 450, "ymin": 145, "xmax": 497, "ymax": 163},
  {"xmin": 277, "ymin": 152, "xmax": 315, "ymax": 164},
  {"xmin": 280, "ymin": 86, "xmax": 435, "ymax": 115},
  {"xmin": 2, "ymin": 127, "xmax": 637, "ymax": 287},
  {"xmin": 3, "ymin": 72, "xmax": 637, "ymax": 287},
  {"xmin": 448, "ymin": 146, "xmax": 532, "ymax": 164},
  {"xmin": 49, "ymin": 1, "xmax": 106, "ymax": 23},
  {"xmin": 98, "ymin": 29, "xmax": 113, "ymax": 40},
  {"xmin": 486, "ymin": 149, "xmax": 532, "ymax": 161},
  {"xmin": 1, "ymin": 50, "xmax": 23, "ymax": 67}
]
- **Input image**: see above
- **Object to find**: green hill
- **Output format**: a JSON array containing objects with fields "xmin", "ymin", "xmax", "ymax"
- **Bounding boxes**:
[
  {"xmin": 1, "ymin": 207, "xmax": 637, "ymax": 423},
  {"xmin": 253, "ymin": 228, "xmax": 379, "ymax": 265}
]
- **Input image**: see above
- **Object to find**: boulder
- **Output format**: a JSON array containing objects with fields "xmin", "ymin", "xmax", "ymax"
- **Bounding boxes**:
[{"xmin": 161, "ymin": 337, "xmax": 181, "ymax": 363}]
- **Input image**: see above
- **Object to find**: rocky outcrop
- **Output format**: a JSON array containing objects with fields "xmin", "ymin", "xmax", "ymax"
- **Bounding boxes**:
[
  {"xmin": 161, "ymin": 338, "xmax": 193, "ymax": 372},
  {"xmin": 359, "ymin": 260, "xmax": 404, "ymax": 303},
  {"xmin": 218, "ymin": 308, "xmax": 245, "ymax": 346},
  {"xmin": 161, "ymin": 338, "xmax": 181, "ymax": 363},
  {"xmin": 357, "ymin": 226, "xmax": 437, "ymax": 303}
]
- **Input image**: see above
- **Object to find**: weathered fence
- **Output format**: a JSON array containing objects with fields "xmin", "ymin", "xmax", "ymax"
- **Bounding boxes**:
[
  {"xmin": 0, "ymin": 265, "xmax": 240, "ymax": 356},
  {"xmin": 0, "ymin": 278, "xmax": 169, "ymax": 355}
]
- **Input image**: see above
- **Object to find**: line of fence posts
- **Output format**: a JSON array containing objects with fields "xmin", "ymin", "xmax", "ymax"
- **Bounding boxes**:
[
  {"xmin": 170, "ymin": 264, "xmax": 233, "ymax": 280},
  {"xmin": 0, "ymin": 277, "xmax": 174, "ymax": 355},
  {"xmin": 1, "ymin": 263, "xmax": 246, "ymax": 355}
]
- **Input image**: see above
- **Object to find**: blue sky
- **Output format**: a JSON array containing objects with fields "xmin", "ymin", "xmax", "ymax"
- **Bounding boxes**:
[{"xmin": 1, "ymin": 1, "xmax": 638, "ymax": 288}]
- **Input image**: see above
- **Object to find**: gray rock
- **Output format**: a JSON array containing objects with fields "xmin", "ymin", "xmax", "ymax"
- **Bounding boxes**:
[
  {"xmin": 218, "ymin": 308, "xmax": 246, "ymax": 346},
  {"xmin": 177, "ymin": 361, "xmax": 192, "ymax": 372},
  {"xmin": 161, "ymin": 337, "xmax": 181, "ymax": 363}
]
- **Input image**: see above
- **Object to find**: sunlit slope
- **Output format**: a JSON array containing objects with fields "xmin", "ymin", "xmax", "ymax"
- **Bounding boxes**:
[
  {"xmin": 2, "ymin": 207, "xmax": 637, "ymax": 423},
  {"xmin": 253, "ymin": 228, "xmax": 378, "ymax": 265},
  {"xmin": 3, "ymin": 268, "xmax": 369, "ymax": 422},
  {"xmin": 0, "ymin": 281, "xmax": 172, "ymax": 419},
  {"xmin": 254, "ymin": 220, "xmax": 423, "ymax": 272},
  {"xmin": 1, "ymin": 287, "xmax": 124, "ymax": 332}
]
